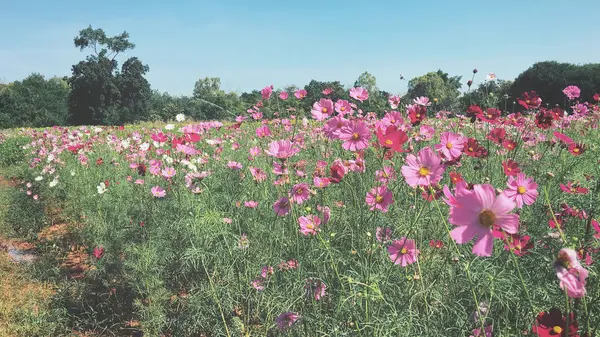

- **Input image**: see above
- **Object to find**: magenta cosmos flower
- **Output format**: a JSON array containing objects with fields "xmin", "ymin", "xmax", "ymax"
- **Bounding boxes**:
[
  {"xmin": 562, "ymin": 85, "xmax": 580, "ymax": 100},
  {"xmin": 401, "ymin": 147, "xmax": 445, "ymax": 188},
  {"xmin": 338, "ymin": 120, "xmax": 371, "ymax": 151},
  {"xmin": 290, "ymin": 183, "xmax": 311, "ymax": 204},
  {"xmin": 275, "ymin": 311, "xmax": 299, "ymax": 330},
  {"xmin": 349, "ymin": 87, "xmax": 369, "ymax": 101},
  {"xmin": 265, "ymin": 140, "xmax": 300, "ymax": 159},
  {"xmin": 555, "ymin": 248, "xmax": 589, "ymax": 298},
  {"xmin": 503, "ymin": 173, "xmax": 538, "ymax": 208},
  {"xmin": 448, "ymin": 184, "xmax": 519, "ymax": 257},
  {"xmin": 279, "ymin": 91, "xmax": 288, "ymax": 100},
  {"xmin": 387, "ymin": 237, "xmax": 419, "ymax": 266},
  {"xmin": 434, "ymin": 132, "xmax": 464, "ymax": 161},
  {"xmin": 273, "ymin": 197, "xmax": 291, "ymax": 216},
  {"xmin": 365, "ymin": 185, "xmax": 393, "ymax": 212}
]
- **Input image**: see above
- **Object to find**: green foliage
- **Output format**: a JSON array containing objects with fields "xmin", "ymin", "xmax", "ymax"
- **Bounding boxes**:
[
  {"xmin": 460, "ymin": 79, "xmax": 514, "ymax": 111},
  {"xmin": 407, "ymin": 70, "xmax": 462, "ymax": 108},
  {"xmin": 68, "ymin": 26, "xmax": 152, "ymax": 125},
  {"xmin": 0, "ymin": 74, "xmax": 70, "ymax": 129},
  {"xmin": 510, "ymin": 61, "xmax": 600, "ymax": 109},
  {"xmin": 0, "ymin": 136, "xmax": 30, "ymax": 167}
]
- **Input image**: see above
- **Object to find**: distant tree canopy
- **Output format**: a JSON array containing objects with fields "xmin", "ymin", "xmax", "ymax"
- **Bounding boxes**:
[
  {"xmin": 1, "ymin": 26, "xmax": 599, "ymax": 129},
  {"xmin": 406, "ymin": 70, "xmax": 462, "ymax": 108},
  {"xmin": 509, "ymin": 61, "xmax": 600, "ymax": 109}
]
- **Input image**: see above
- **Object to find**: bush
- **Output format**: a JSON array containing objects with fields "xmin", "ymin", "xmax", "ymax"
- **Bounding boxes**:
[{"xmin": 0, "ymin": 135, "xmax": 30, "ymax": 167}]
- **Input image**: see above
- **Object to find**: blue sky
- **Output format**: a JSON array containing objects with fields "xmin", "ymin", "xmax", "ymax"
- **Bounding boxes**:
[{"xmin": 1, "ymin": 0, "xmax": 599, "ymax": 96}]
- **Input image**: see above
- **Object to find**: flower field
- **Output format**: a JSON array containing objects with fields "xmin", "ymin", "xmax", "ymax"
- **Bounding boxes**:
[{"xmin": 0, "ymin": 87, "xmax": 599, "ymax": 336}]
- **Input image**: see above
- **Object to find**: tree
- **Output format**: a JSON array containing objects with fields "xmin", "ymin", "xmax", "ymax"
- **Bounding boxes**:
[
  {"xmin": 191, "ymin": 77, "xmax": 241, "ymax": 120},
  {"xmin": 510, "ymin": 61, "xmax": 600, "ymax": 110},
  {"xmin": 0, "ymin": 74, "xmax": 70, "ymax": 128},
  {"xmin": 68, "ymin": 25, "xmax": 151, "ymax": 125},
  {"xmin": 406, "ymin": 70, "xmax": 462, "ymax": 108}
]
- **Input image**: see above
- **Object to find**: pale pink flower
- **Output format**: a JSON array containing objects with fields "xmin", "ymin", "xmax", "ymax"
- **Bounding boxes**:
[
  {"xmin": 349, "ymin": 87, "xmax": 369, "ymax": 102},
  {"xmin": 261, "ymin": 85, "xmax": 273, "ymax": 99},
  {"xmin": 265, "ymin": 140, "xmax": 300, "ymax": 159},
  {"xmin": 555, "ymin": 248, "xmax": 588, "ymax": 298},
  {"xmin": 279, "ymin": 91, "xmax": 289, "ymax": 100},
  {"xmin": 244, "ymin": 201, "xmax": 258, "ymax": 208},
  {"xmin": 388, "ymin": 94, "xmax": 401, "ymax": 109},
  {"xmin": 311, "ymin": 98, "xmax": 334, "ymax": 121},
  {"xmin": 227, "ymin": 161, "xmax": 243, "ymax": 170},
  {"xmin": 413, "ymin": 96, "xmax": 432, "ymax": 106},
  {"xmin": 161, "ymin": 166, "xmax": 176, "ymax": 178},
  {"xmin": 334, "ymin": 99, "xmax": 353, "ymax": 116},
  {"xmin": 275, "ymin": 312, "xmax": 299, "ymax": 330},
  {"xmin": 294, "ymin": 89, "xmax": 307, "ymax": 99},
  {"xmin": 298, "ymin": 215, "xmax": 321, "ymax": 235},
  {"xmin": 151, "ymin": 186, "xmax": 166, "ymax": 198}
]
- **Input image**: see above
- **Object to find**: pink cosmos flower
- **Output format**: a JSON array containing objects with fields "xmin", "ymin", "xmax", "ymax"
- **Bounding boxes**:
[
  {"xmin": 161, "ymin": 167, "xmax": 176, "ymax": 178},
  {"xmin": 349, "ymin": 87, "xmax": 369, "ymax": 102},
  {"xmin": 244, "ymin": 201, "xmax": 258, "ymax": 208},
  {"xmin": 413, "ymin": 96, "xmax": 432, "ymax": 106},
  {"xmin": 255, "ymin": 126, "xmax": 272, "ymax": 138},
  {"xmin": 249, "ymin": 146, "xmax": 261, "ymax": 157},
  {"xmin": 572, "ymin": 103, "xmax": 588, "ymax": 115},
  {"xmin": 252, "ymin": 278, "xmax": 265, "ymax": 291},
  {"xmin": 290, "ymin": 183, "xmax": 310, "ymax": 204},
  {"xmin": 151, "ymin": 186, "xmax": 166, "ymax": 198},
  {"xmin": 434, "ymin": 132, "xmax": 464, "ymax": 161},
  {"xmin": 322, "ymin": 87, "xmax": 333, "ymax": 95},
  {"xmin": 503, "ymin": 173, "xmax": 538, "ymax": 208},
  {"xmin": 273, "ymin": 197, "xmax": 291, "ymax": 216},
  {"xmin": 265, "ymin": 140, "xmax": 300, "ymax": 159},
  {"xmin": 448, "ymin": 184, "xmax": 519, "ymax": 256},
  {"xmin": 562, "ymin": 85, "xmax": 581, "ymax": 100},
  {"xmin": 334, "ymin": 99, "xmax": 353, "ymax": 116},
  {"xmin": 388, "ymin": 94, "xmax": 401, "ymax": 109},
  {"xmin": 305, "ymin": 278, "xmax": 327, "ymax": 301},
  {"xmin": 279, "ymin": 91, "xmax": 288, "ymax": 100},
  {"xmin": 323, "ymin": 115, "xmax": 348, "ymax": 140},
  {"xmin": 294, "ymin": 89, "xmax": 307, "ymax": 99},
  {"xmin": 261, "ymin": 85, "xmax": 273, "ymax": 99},
  {"xmin": 313, "ymin": 176, "xmax": 331, "ymax": 188},
  {"xmin": 376, "ymin": 227, "xmax": 393, "ymax": 242},
  {"xmin": 382, "ymin": 111, "xmax": 403, "ymax": 128},
  {"xmin": 555, "ymin": 248, "xmax": 589, "ymax": 298},
  {"xmin": 317, "ymin": 205, "xmax": 331, "ymax": 224},
  {"xmin": 311, "ymin": 98, "xmax": 334, "ymax": 121},
  {"xmin": 338, "ymin": 120, "xmax": 371, "ymax": 151},
  {"xmin": 93, "ymin": 246, "xmax": 105, "ymax": 259},
  {"xmin": 185, "ymin": 171, "xmax": 210, "ymax": 193},
  {"xmin": 261, "ymin": 266, "xmax": 274, "ymax": 278},
  {"xmin": 418, "ymin": 124, "xmax": 435, "ymax": 141},
  {"xmin": 249, "ymin": 167, "xmax": 267, "ymax": 182},
  {"xmin": 227, "ymin": 161, "xmax": 243, "ymax": 170},
  {"xmin": 401, "ymin": 147, "xmax": 445, "ymax": 188},
  {"xmin": 365, "ymin": 185, "xmax": 393, "ymax": 212},
  {"xmin": 298, "ymin": 215, "xmax": 321, "ymax": 235},
  {"xmin": 275, "ymin": 312, "xmax": 299, "ymax": 330},
  {"xmin": 387, "ymin": 237, "xmax": 419, "ymax": 266}
]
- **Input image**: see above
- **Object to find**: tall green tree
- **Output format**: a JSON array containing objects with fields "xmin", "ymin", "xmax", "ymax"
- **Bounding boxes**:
[{"xmin": 68, "ymin": 26, "xmax": 151, "ymax": 125}]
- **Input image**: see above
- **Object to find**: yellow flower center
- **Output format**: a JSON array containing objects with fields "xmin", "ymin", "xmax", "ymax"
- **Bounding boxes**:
[
  {"xmin": 574, "ymin": 148, "xmax": 580, "ymax": 153},
  {"xmin": 296, "ymin": 188, "xmax": 304, "ymax": 195},
  {"xmin": 341, "ymin": 107, "xmax": 345, "ymax": 111},
  {"xmin": 517, "ymin": 186, "xmax": 526, "ymax": 194},
  {"xmin": 416, "ymin": 114, "xmax": 421, "ymax": 118},
  {"xmin": 306, "ymin": 223, "xmax": 314, "ymax": 230},
  {"xmin": 552, "ymin": 326, "xmax": 563, "ymax": 334},
  {"xmin": 418, "ymin": 167, "xmax": 430, "ymax": 177},
  {"xmin": 487, "ymin": 114, "xmax": 493, "ymax": 118},
  {"xmin": 446, "ymin": 142, "xmax": 453, "ymax": 149},
  {"xmin": 322, "ymin": 107, "xmax": 328, "ymax": 113},
  {"xmin": 478, "ymin": 210, "xmax": 496, "ymax": 228},
  {"xmin": 385, "ymin": 139, "xmax": 393, "ymax": 145},
  {"xmin": 401, "ymin": 248, "xmax": 408, "ymax": 254},
  {"xmin": 391, "ymin": 119, "xmax": 396, "ymax": 124},
  {"xmin": 352, "ymin": 133, "xmax": 360, "ymax": 140},
  {"xmin": 468, "ymin": 147, "xmax": 474, "ymax": 152},
  {"xmin": 375, "ymin": 195, "xmax": 383, "ymax": 203},
  {"xmin": 526, "ymin": 99, "xmax": 531, "ymax": 104}
]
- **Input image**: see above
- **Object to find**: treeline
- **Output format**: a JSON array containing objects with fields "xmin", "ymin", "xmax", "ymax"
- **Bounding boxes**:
[{"xmin": 1, "ymin": 25, "xmax": 599, "ymax": 129}]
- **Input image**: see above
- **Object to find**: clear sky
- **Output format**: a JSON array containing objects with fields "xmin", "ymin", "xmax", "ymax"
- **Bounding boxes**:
[{"xmin": 1, "ymin": 0, "xmax": 599, "ymax": 96}]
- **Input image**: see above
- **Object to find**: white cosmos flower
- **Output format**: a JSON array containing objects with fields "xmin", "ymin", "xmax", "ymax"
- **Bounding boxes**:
[
  {"xmin": 97, "ymin": 182, "xmax": 107, "ymax": 194},
  {"xmin": 49, "ymin": 177, "xmax": 59, "ymax": 188},
  {"xmin": 140, "ymin": 142, "xmax": 150, "ymax": 151},
  {"xmin": 175, "ymin": 113, "xmax": 186, "ymax": 122},
  {"xmin": 165, "ymin": 124, "xmax": 175, "ymax": 130},
  {"xmin": 35, "ymin": 176, "xmax": 43, "ymax": 181}
]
